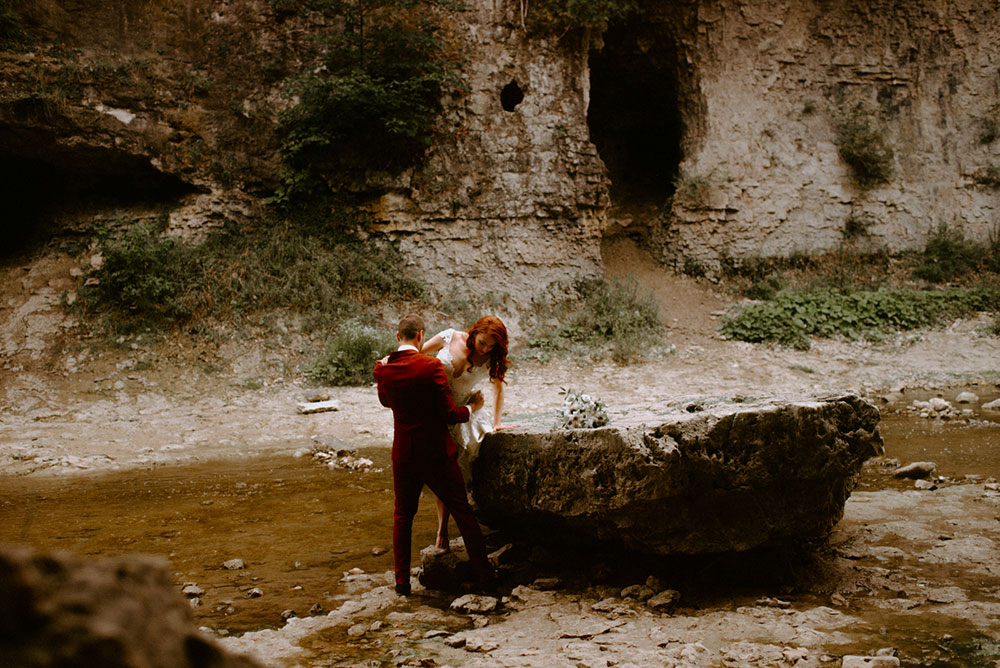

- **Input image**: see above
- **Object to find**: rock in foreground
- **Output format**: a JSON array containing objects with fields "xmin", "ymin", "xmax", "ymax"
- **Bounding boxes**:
[
  {"xmin": 471, "ymin": 395, "xmax": 883, "ymax": 555},
  {"xmin": 0, "ymin": 545, "xmax": 263, "ymax": 668}
]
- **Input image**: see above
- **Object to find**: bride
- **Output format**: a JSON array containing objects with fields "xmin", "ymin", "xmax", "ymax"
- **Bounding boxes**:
[{"xmin": 420, "ymin": 315, "xmax": 512, "ymax": 550}]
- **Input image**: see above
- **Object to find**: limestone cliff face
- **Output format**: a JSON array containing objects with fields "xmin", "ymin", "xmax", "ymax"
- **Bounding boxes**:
[
  {"xmin": 658, "ymin": 0, "xmax": 1000, "ymax": 270},
  {"xmin": 367, "ymin": 2, "xmax": 610, "ymax": 294},
  {"xmin": 3, "ymin": 0, "xmax": 999, "ymax": 289}
]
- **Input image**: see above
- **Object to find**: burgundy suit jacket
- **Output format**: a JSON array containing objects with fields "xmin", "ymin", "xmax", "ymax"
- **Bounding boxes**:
[{"xmin": 374, "ymin": 349, "xmax": 471, "ymax": 463}]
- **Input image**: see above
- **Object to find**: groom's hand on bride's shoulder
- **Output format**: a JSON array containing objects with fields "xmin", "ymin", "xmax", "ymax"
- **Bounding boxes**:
[
  {"xmin": 376, "ymin": 355, "xmax": 390, "ymax": 366},
  {"xmin": 469, "ymin": 390, "xmax": 485, "ymax": 413}
]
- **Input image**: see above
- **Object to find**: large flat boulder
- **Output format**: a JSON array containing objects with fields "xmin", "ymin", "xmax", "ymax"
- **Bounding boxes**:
[{"xmin": 471, "ymin": 395, "xmax": 883, "ymax": 555}]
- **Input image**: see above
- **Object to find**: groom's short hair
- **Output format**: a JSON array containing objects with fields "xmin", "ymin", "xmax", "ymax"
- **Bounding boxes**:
[{"xmin": 398, "ymin": 314, "xmax": 425, "ymax": 341}]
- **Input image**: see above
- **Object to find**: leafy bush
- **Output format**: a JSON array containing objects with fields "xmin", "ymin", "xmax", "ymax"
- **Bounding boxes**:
[
  {"xmin": 525, "ymin": 0, "xmax": 638, "ymax": 35},
  {"xmin": 527, "ymin": 277, "xmax": 662, "ymax": 363},
  {"xmin": 721, "ymin": 287, "xmax": 1000, "ymax": 349},
  {"xmin": 76, "ymin": 206, "xmax": 427, "ymax": 335},
  {"xmin": 307, "ymin": 322, "xmax": 396, "ymax": 386},
  {"xmin": 979, "ymin": 106, "xmax": 1000, "ymax": 144},
  {"xmin": 275, "ymin": 0, "xmax": 459, "ymax": 201},
  {"xmin": 989, "ymin": 313, "xmax": 1000, "ymax": 337},
  {"xmin": 912, "ymin": 226, "xmax": 987, "ymax": 283},
  {"xmin": 835, "ymin": 108, "xmax": 894, "ymax": 189},
  {"xmin": 80, "ymin": 223, "xmax": 194, "ymax": 331},
  {"xmin": 720, "ymin": 254, "xmax": 791, "ymax": 300},
  {"xmin": 682, "ymin": 257, "xmax": 707, "ymax": 278},
  {"xmin": 843, "ymin": 213, "xmax": 873, "ymax": 240}
]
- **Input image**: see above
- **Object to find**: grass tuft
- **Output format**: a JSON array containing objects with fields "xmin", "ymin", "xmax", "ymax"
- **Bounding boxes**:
[
  {"xmin": 306, "ymin": 322, "xmax": 396, "ymax": 386},
  {"xmin": 527, "ymin": 277, "xmax": 663, "ymax": 364}
]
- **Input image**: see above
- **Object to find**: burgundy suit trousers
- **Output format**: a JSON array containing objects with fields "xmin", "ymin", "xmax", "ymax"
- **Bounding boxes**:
[{"xmin": 392, "ymin": 455, "xmax": 493, "ymax": 586}]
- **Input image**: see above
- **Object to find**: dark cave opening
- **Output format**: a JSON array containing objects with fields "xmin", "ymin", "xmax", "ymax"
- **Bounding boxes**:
[
  {"xmin": 501, "ymin": 80, "xmax": 524, "ymax": 112},
  {"xmin": 0, "ymin": 127, "xmax": 200, "ymax": 259},
  {"xmin": 587, "ymin": 21, "xmax": 683, "ymax": 207}
]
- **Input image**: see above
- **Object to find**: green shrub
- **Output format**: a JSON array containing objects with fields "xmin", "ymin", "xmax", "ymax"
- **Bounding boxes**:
[
  {"xmin": 682, "ymin": 257, "xmax": 707, "ymax": 278},
  {"xmin": 527, "ymin": 277, "xmax": 662, "ymax": 363},
  {"xmin": 835, "ymin": 108, "xmax": 894, "ymax": 189},
  {"xmin": 843, "ymin": 213, "xmax": 873, "ymax": 240},
  {"xmin": 525, "ymin": 0, "xmax": 638, "ymax": 35},
  {"xmin": 719, "ymin": 254, "xmax": 789, "ymax": 300},
  {"xmin": 275, "ymin": 0, "xmax": 460, "ymax": 201},
  {"xmin": 989, "ymin": 313, "xmax": 1000, "ymax": 337},
  {"xmin": 988, "ymin": 228, "xmax": 1000, "ymax": 274},
  {"xmin": 721, "ymin": 287, "xmax": 1000, "ymax": 349},
  {"xmin": 307, "ymin": 322, "xmax": 396, "ymax": 386},
  {"xmin": 78, "ymin": 223, "xmax": 194, "ymax": 331},
  {"xmin": 76, "ymin": 205, "xmax": 427, "ymax": 336},
  {"xmin": 912, "ymin": 226, "xmax": 985, "ymax": 283},
  {"xmin": 979, "ymin": 106, "xmax": 1000, "ymax": 144}
]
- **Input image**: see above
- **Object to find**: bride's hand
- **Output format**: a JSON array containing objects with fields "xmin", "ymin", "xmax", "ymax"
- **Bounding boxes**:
[{"xmin": 493, "ymin": 424, "xmax": 518, "ymax": 432}]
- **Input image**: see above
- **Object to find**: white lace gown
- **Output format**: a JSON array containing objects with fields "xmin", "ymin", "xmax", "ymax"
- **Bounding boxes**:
[{"xmin": 435, "ymin": 328, "xmax": 494, "ymax": 478}]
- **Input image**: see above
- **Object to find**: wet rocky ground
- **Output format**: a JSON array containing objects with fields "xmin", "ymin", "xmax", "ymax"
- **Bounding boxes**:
[{"xmin": 3, "ymin": 255, "xmax": 1000, "ymax": 666}]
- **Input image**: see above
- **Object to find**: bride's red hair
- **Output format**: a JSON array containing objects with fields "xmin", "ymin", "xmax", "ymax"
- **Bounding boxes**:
[{"xmin": 467, "ymin": 315, "xmax": 509, "ymax": 383}]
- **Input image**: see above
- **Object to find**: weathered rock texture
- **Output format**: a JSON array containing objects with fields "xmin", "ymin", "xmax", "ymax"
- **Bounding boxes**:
[
  {"xmin": 4, "ymin": 0, "xmax": 1000, "ymax": 287},
  {"xmin": 470, "ymin": 395, "xmax": 883, "ymax": 554},
  {"xmin": 0, "ymin": 545, "xmax": 263, "ymax": 668},
  {"xmin": 652, "ymin": 0, "xmax": 1000, "ymax": 270}
]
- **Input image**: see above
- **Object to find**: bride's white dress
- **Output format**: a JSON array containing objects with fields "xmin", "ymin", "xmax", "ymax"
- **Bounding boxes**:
[{"xmin": 435, "ymin": 328, "xmax": 493, "ymax": 478}]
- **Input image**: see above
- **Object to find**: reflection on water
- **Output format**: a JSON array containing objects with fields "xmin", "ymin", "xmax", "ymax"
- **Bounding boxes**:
[
  {"xmin": 0, "ymin": 448, "xmax": 426, "ymax": 632},
  {"xmin": 2, "ymin": 395, "xmax": 999, "ymax": 650},
  {"xmin": 880, "ymin": 390, "xmax": 1000, "ymax": 480}
]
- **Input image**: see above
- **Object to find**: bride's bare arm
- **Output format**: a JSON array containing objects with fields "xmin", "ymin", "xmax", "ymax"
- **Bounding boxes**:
[
  {"xmin": 421, "ymin": 334, "xmax": 446, "ymax": 355},
  {"xmin": 492, "ymin": 378, "xmax": 509, "ymax": 430}
]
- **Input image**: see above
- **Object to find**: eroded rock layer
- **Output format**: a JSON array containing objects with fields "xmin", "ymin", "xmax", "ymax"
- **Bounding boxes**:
[{"xmin": 471, "ymin": 395, "xmax": 883, "ymax": 555}]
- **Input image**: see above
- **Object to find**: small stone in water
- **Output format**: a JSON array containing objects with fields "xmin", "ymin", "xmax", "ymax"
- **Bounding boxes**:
[
  {"xmin": 223, "ymin": 558, "xmax": 246, "ymax": 570},
  {"xmin": 246, "ymin": 587, "xmax": 263, "ymax": 598},
  {"xmin": 182, "ymin": 584, "xmax": 204, "ymax": 597}
]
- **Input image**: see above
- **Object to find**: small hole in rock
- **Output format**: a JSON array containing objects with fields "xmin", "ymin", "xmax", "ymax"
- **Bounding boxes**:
[{"xmin": 500, "ymin": 81, "xmax": 524, "ymax": 112}]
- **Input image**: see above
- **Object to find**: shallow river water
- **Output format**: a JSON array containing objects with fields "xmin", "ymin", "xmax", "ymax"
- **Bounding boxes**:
[{"xmin": 2, "ymin": 397, "xmax": 999, "ymax": 666}]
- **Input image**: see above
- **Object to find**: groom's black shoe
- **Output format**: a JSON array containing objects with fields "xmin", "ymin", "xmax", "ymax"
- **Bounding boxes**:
[{"xmin": 395, "ymin": 582, "xmax": 411, "ymax": 596}]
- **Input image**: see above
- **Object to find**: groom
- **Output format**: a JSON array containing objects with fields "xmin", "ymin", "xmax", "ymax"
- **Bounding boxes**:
[{"xmin": 374, "ymin": 314, "xmax": 497, "ymax": 595}]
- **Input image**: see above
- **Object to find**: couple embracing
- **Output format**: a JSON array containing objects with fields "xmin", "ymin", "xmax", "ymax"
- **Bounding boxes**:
[{"xmin": 373, "ymin": 314, "xmax": 512, "ymax": 595}]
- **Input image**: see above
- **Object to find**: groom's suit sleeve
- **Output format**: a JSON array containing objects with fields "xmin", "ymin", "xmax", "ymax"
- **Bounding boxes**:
[{"xmin": 431, "ymin": 359, "xmax": 471, "ymax": 425}]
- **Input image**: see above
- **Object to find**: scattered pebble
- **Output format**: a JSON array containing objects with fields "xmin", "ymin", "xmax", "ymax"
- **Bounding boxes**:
[
  {"xmin": 450, "ymin": 594, "xmax": 499, "ymax": 614},
  {"xmin": 892, "ymin": 461, "xmax": 936, "ymax": 480},
  {"xmin": 647, "ymin": 589, "xmax": 682, "ymax": 611},
  {"xmin": 222, "ymin": 558, "xmax": 246, "ymax": 570},
  {"xmin": 181, "ymin": 583, "xmax": 204, "ymax": 597}
]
